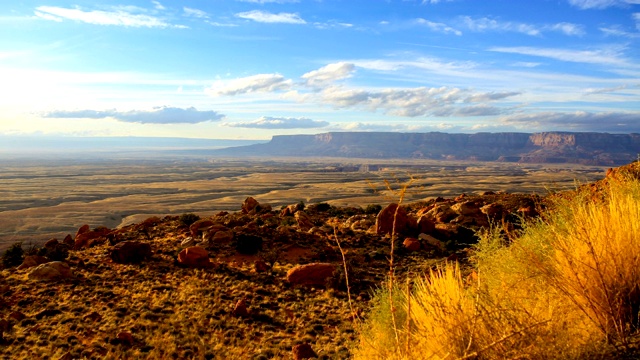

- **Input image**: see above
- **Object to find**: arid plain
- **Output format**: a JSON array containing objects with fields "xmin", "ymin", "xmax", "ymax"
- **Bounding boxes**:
[{"xmin": 0, "ymin": 156, "xmax": 607, "ymax": 251}]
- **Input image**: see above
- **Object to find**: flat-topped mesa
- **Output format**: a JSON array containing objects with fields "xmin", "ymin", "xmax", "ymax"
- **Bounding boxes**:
[{"xmin": 213, "ymin": 131, "xmax": 640, "ymax": 166}]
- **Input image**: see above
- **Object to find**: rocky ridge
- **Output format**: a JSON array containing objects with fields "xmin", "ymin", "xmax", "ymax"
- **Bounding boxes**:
[
  {"xmin": 214, "ymin": 131, "xmax": 640, "ymax": 166},
  {"xmin": 2, "ymin": 164, "xmax": 636, "ymax": 359}
]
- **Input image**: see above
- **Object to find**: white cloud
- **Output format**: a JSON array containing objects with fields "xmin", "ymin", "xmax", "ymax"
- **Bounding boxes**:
[
  {"xmin": 460, "ymin": 16, "xmax": 541, "ymax": 36},
  {"xmin": 499, "ymin": 111, "xmax": 640, "ymax": 132},
  {"xmin": 415, "ymin": 18, "xmax": 462, "ymax": 36},
  {"xmin": 235, "ymin": 10, "xmax": 306, "ymax": 24},
  {"xmin": 34, "ymin": 5, "xmax": 183, "ymax": 28},
  {"xmin": 567, "ymin": 0, "xmax": 640, "ymax": 9},
  {"xmin": 223, "ymin": 116, "xmax": 328, "ymax": 129},
  {"xmin": 302, "ymin": 62, "xmax": 356, "ymax": 87},
  {"xmin": 42, "ymin": 106, "xmax": 224, "ymax": 124},
  {"xmin": 511, "ymin": 62, "xmax": 542, "ymax": 68},
  {"xmin": 183, "ymin": 7, "xmax": 208, "ymax": 19},
  {"xmin": 600, "ymin": 26, "xmax": 640, "ymax": 38},
  {"xmin": 316, "ymin": 85, "xmax": 510, "ymax": 117},
  {"xmin": 421, "ymin": 0, "xmax": 454, "ymax": 4},
  {"xmin": 151, "ymin": 1, "xmax": 165, "ymax": 10},
  {"xmin": 546, "ymin": 22, "xmax": 586, "ymax": 36},
  {"xmin": 313, "ymin": 20, "xmax": 353, "ymax": 30},
  {"xmin": 489, "ymin": 46, "xmax": 632, "ymax": 67},
  {"xmin": 207, "ymin": 74, "xmax": 293, "ymax": 96},
  {"xmin": 459, "ymin": 17, "xmax": 585, "ymax": 37}
]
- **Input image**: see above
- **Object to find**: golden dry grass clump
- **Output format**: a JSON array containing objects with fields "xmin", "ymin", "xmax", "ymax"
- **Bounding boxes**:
[{"xmin": 353, "ymin": 162, "xmax": 640, "ymax": 359}]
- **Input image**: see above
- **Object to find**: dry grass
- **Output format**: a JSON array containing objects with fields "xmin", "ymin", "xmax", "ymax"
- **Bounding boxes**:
[{"xmin": 353, "ymin": 165, "xmax": 640, "ymax": 359}]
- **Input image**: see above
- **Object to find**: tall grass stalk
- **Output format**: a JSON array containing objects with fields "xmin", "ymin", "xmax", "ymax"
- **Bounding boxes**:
[{"xmin": 354, "ymin": 171, "xmax": 640, "ymax": 359}]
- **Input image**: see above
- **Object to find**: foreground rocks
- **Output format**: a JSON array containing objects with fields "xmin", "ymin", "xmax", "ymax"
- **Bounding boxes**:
[{"xmin": 0, "ymin": 183, "xmax": 553, "ymax": 359}]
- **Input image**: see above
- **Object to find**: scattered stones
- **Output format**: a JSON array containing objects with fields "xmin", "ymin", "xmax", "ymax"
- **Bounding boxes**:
[
  {"xmin": 177, "ymin": 247, "xmax": 213, "ymax": 268},
  {"xmin": 287, "ymin": 263, "xmax": 335, "ymax": 286},
  {"xmin": 419, "ymin": 233, "xmax": 446, "ymax": 252},
  {"xmin": 424, "ymin": 204, "xmax": 457, "ymax": 223},
  {"xmin": 232, "ymin": 299, "xmax": 249, "ymax": 317},
  {"xmin": 292, "ymin": 343, "xmax": 317, "ymax": 359},
  {"xmin": 75, "ymin": 224, "xmax": 91, "ymax": 238},
  {"xmin": 180, "ymin": 237, "xmax": 197, "ymax": 247},
  {"xmin": 17, "ymin": 255, "xmax": 49, "ymax": 270},
  {"xmin": 110, "ymin": 241, "xmax": 152, "ymax": 264},
  {"xmin": 189, "ymin": 219, "xmax": 216, "ymax": 237},
  {"xmin": 75, "ymin": 227, "xmax": 111, "ymax": 250},
  {"xmin": 27, "ymin": 261, "xmax": 73, "ymax": 281},
  {"xmin": 403, "ymin": 237, "xmax": 421, "ymax": 252},
  {"xmin": 417, "ymin": 215, "xmax": 436, "ymax": 234},
  {"xmin": 241, "ymin": 197, "xmax": 260, "ymax": 214},
  {"xmin": 43, "ymin": 238, "xmax": 59, "ymax": 249},
  {"xmin": 8, "ymin": 312, "xmax": 26, "ymax": 321},
  {"xmin": 254, "ymin": 260, "xmax": 270, "ymax": 273},
  {"xmin": 375, "ymin": 203, "xmax": 416, "ymax": 236},
  {"xmin": 295, "ymin": 211, "xmax": 314, "ymax": 231},
  {"xmin": 83, "ymin": 311, "xmax": 102, "ymax": 322},
  {"xmin": 62, "ymin": 234, "xmax": 74, "ymax": 247},
  {"xmin": 116, "ymin": 331, "xmax": 134, "ymax": 346},
  {"xmin": 451, "ymin": 201, "xmax": 480, "ymax": 216},
  {"xmin": 211, "ymin": 230, "xmax": 234, "ymax": 244},
  {"xmin": 481, "ymin": 203, "xmax": 504, "ymax": 219}
]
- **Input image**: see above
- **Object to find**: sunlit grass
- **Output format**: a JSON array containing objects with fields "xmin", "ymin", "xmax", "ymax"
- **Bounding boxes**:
[{"xmin": 354, "ymin": 164, "xmax": 640, "ymax": 359}]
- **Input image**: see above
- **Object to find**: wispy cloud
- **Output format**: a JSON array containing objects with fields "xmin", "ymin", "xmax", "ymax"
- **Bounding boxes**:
[
  {"xmin": 42, "ymin": 106, "xmax": 224, "ymax": 124},
  {"xmin": 421, "ymin": 0, "xmax": 454, "ymax": 4},
  {"xmin": 183, "ymin": 7, "xmax": 209, "ymax": 19},
  {"xmin": 461, "ymin": 16, "xmax": 541, "ymax": 36},
  {"xmin": 34, "ymin": 5, "xmax": 185, "ymax": 28},
  {"xmin": 151, "ymin": 1, "xmax": 165, "ymax": 10},
  {"xmin": 302, "ymin": 62, "xmax": 356, "ymax": 87},
  {"xmin": 489, "ymin": 46, "xmax": 631, "ymax": 67},
  {"xmin": 601, "ymin": 25, "xmax": 640, "ymax": 38},
  {"xmin": 500, "ymin": 111, "xmax": 640, "ymax": 132},
  {"xmin": 567, "ymin": 0, "xmax": 640, "ymax": 9},
  {"xmin": 207, "ymin": 74, "xmax": 293, "ymax": 96},
  {"xmin": 459, "ymin": 16, "xmax": 584, "ymax": 36},
  {"xmin": 223, "ymin": 116, "xmax": 328, "ymax": 129},
  {"xmin": 236, "ymin": 10, "xmax": 306, "ymax": 24},
  {"xmin": 415, "ymin": 18, "xmax": 462, "ymax": 35}
]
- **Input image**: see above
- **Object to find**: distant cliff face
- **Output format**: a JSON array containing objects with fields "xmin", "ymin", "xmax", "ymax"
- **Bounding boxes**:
[{"xmin": 214, "ymin": 132, "xmax": 640, "ymax": 166}]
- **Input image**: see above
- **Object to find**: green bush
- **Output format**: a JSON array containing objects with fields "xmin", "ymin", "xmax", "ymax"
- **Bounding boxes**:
[
  {"xmin": 2, "ymin": 242, "xmax": 24, "ymax": 268},
  {"xmin": 179, "ymin": 213, "xmax": 200, "ymax": 227}
]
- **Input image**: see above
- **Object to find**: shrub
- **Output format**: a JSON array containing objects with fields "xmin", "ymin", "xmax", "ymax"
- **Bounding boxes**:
[
  {"xmin": 235, "ymin": 234, "xmax": 263, "ymax": 255},
  {"xmin": 364, "ymin": 204, "xmax": 382, "ymax": 215},
  {"xmin": 2, "ymin": 242, "xmax": 24, "ymax": 268},
  {"xmin": 353, "ymin": 172, "xmax": 640, "ymax": 359},
  {"xmin": 179, "ymin": 213, "xmax": 200, "ymax": 227}
]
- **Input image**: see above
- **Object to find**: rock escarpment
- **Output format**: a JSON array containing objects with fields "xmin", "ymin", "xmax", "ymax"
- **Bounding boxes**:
[{"xmin": 215, "ymin": 131, "xmax": 640, "ymax": 165}]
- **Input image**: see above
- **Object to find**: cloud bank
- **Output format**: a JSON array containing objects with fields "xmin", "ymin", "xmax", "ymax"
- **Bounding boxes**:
[
  {"xmin": 223, "ymin": 116, "xmax": 328, "ymax": 129},
  {"xmin": 42, "ymin": 107, "xmax": 224, "ymax": 124}
]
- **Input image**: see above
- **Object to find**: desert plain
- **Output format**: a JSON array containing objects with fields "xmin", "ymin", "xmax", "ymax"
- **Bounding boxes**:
[{"xmin": 0, "ymin": 155, "xmax": 607, "ymax": 251}]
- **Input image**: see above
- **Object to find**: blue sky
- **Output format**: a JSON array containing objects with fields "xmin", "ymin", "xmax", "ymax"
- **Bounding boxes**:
[{"xmin": 1, "ymin": 0, "xmax": 639, "ymax": 139}]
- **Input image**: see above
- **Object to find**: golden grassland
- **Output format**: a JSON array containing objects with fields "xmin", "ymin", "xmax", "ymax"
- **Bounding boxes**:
[
  {"xmin": 0, "ymin": 157, "xmax": 606, "ymax": 250},
  {"xmin": 354, "ymin": 162, "xmax": 640, "ymax": 359}
]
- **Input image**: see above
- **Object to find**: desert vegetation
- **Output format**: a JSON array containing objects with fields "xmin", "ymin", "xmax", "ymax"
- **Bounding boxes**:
[
  {"xmin": 354, "ymin": 161, "xmax": 640, "ymax": 359},
  {"xmin": 3, "ymin": 156, "xmax": 634, "ymax": 359}
]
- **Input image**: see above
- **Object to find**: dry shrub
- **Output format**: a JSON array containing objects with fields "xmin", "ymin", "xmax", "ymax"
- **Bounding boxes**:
[{"xmin": 353, "ymin": 174, "xmax": 640, "ymax": 359}]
